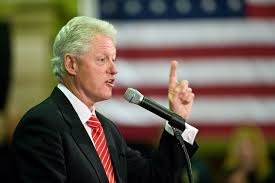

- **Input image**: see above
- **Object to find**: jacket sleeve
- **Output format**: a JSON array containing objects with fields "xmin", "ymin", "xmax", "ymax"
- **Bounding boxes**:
[
  {"xmin": 12, "ymin": 117, "xmax": 67, "ymax": 183},
  {"xmin": 125, "ymin": 130, "xmax": 198, "ymax": 183}
]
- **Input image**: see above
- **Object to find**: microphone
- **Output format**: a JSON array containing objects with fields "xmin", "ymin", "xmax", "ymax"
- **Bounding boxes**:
[{"xmin": 123, "ymin": 88, "xmax": 185, "ymax": 131}]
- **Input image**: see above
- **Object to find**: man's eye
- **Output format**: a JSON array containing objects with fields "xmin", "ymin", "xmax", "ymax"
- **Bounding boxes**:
[
  {"xmin": 98, "ymin": 58, "xmax": 106, "ymax": 63},
  {"xmin": 95, "ymin": 57, "xmax": 106, "ymax": 65}
]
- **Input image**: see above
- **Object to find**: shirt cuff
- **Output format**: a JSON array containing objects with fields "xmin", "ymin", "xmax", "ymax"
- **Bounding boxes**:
[{"xmin": 165, "ymin": 121, "xmax": 198, "ymax": 145}]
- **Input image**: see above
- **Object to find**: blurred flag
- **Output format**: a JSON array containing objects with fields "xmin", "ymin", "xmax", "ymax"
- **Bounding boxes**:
[{"xmin": 93, "ymin": 0, "xmax": 275, "ymax": 141}]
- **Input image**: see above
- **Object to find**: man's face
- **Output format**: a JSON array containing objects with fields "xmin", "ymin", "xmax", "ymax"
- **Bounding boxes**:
[{"xmin": 74, "ymin": 34, "xmax": 117, "ymax": 104}]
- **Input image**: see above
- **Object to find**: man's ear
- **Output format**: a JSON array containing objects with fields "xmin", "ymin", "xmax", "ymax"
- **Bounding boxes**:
[{"xmin": 64, "ymin": 54, "xmax": 77, "ymax": 76}]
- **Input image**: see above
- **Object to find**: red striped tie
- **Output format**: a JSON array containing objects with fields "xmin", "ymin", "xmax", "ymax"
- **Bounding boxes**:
[{"xmin": 86, "ymin": 114, "xmax": 116, "ymax": 183}]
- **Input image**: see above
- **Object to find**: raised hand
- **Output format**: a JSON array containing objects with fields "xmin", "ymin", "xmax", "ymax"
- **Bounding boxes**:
[{"xmin": 168, "ymin": 60, "xmax": 195, "ymax": 120}]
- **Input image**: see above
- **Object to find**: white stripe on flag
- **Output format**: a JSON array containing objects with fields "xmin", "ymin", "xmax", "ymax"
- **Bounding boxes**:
[
  {"xmin": 116, "ymin": 59, "xmax": 275, "ymax": 86},
  {"xmin": 95, "ymin": 97, "xmax": 275, "ymax": 125},
  {"xmin": 247, "ymin": 0, "xmax": 275, "ymax": 5},
  {"xmin": 114, "ymin": 20, "xmax": 275, "ymax": 48}
]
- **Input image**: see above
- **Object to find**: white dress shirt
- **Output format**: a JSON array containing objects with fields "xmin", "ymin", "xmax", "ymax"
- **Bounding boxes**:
[{"xmin": 57, "ymin": 83, "xmax": 198, "ymax": 145}]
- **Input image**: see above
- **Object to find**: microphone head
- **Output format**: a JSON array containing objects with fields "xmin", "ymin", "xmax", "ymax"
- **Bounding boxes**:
[{"xmin": 124, "ymin": 88, "xmax": 144, "ymax": 104}]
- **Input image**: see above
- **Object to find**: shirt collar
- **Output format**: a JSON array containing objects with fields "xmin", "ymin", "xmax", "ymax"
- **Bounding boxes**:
[{"xmin": 57, "ymin": 83, "xmax": 95, "ymax": 124}]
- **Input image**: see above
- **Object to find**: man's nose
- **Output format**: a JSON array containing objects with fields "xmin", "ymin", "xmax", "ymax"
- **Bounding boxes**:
[{"xmin": 108, "ymin": 60, "xmax": 118, "ymax": 75}]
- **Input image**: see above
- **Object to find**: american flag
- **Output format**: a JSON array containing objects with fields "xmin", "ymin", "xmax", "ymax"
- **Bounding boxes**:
[{"xmin": 89, "ymin": 0, "xmax": 275, "ymax": 142}]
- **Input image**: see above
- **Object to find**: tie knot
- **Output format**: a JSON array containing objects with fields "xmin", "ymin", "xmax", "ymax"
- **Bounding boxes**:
[{"xmin": 86, "ymin": 114, "xmax": 101, "ymax": 130}]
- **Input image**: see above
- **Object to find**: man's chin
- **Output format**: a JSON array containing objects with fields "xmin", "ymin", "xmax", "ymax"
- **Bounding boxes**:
[{"xmin": 97, "ymin": 93, "xmax": 112, "ymax": 102}]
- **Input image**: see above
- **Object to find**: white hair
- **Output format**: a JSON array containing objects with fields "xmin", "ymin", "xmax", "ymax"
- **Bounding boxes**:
[{"xmin": 51, "ymin": 16, "xmax": 117, "ymax": 81}]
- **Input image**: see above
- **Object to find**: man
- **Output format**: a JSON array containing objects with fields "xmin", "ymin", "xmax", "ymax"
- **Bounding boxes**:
[{"xmin": 12, "ymin": 16, "xmax": 198, "ymax": 183}]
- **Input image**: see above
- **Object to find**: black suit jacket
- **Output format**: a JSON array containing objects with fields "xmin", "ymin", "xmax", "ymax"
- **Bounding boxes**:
[{"xmin": 12, "ymin": 87, "xmax": 198, "ymax": 183}]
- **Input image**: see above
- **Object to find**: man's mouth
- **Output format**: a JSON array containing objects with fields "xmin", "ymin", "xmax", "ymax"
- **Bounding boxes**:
[{"xmin": 106, "ymin": 79, "xmax": 115, "ymax": 87}]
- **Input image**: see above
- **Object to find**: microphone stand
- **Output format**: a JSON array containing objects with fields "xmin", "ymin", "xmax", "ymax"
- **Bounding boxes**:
[{"xmin": 172, "ymin": 127, "xmax": 193, "ymax": 183}]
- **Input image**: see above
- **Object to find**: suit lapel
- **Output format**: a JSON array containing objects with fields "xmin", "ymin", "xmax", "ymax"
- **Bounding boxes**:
[
  {"xmin": 70, "ymin": 121, "xmax": 109, "ymax": 183},
  {"xmin": 50, "ymin": 87, "xmax": 109, "ymax": 183},
  {"xmin": 97, "ymin": 112, "xmax": 123, "ymax": 183}
]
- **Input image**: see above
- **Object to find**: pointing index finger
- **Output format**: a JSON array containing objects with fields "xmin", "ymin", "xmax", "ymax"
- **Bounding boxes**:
[{"xmin": 169, "ymin": 60, "xmax": 178, "ymax": 88}]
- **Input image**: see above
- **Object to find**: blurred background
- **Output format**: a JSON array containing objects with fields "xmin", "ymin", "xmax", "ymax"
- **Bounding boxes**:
[{"xmin": 0, "ymin": 0, "xmax": 275, "ymax": 182}]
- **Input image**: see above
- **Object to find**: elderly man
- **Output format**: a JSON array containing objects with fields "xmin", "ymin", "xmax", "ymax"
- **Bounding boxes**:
[{"xmin": 12, "ymin": 16, "xmax": 198, "ymax": 183}]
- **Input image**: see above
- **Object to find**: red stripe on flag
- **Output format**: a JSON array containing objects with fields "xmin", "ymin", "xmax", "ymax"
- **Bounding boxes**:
[
  {"xmin": 196, "ymin": 123, "xmax": 275, "ymax": 138},
  {"xmin": 117, "ymin": 122, "xmax": 275, "ymax": 142},
  {"xmin": 118, "ymin": 124, "xmax": 162, "ymax": 142},
  {"xmin": 113, "ymin": 85, "xmax": 275, "ymax": 97},
  {"xmin": 117, "ymin": 45, "xmax": 275, "ymax": 59},
  {"xmin": 246, "ymin": 3, "xmax": 275, "ymax": 18}
]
